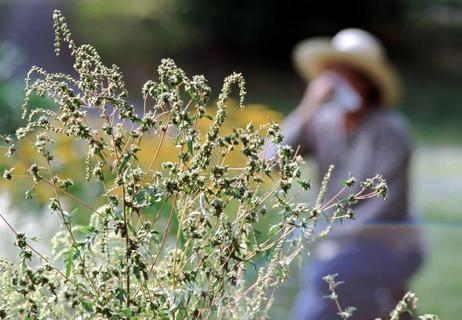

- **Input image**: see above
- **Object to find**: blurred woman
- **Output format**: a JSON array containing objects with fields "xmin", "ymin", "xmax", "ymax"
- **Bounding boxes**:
[{"xmin": 275, "ymin": 29, "xmax": 424, "ymax": 320}]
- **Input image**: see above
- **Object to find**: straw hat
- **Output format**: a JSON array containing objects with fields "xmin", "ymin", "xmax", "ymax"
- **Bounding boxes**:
[{"xmin": 293, "ymin": 28, "xmax": 400, "ymax": 106}]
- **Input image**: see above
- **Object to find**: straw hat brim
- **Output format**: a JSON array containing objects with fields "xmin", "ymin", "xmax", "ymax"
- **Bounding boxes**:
[{"xmin": 293, "ymin": 38, "xmax": 400, "ymax": 106}]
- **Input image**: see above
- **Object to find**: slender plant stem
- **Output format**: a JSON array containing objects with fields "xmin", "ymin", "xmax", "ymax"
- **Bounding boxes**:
[{"xmin": 0, "ymin": 213, "xmax": 92, "ymax": 298}]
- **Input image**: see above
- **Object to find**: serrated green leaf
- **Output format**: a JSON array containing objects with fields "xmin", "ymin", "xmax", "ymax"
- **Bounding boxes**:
[
  {"xmin": 119, "ymin": 308, "xmax": 133, "ymax": 316},
  {"xmin": 118, "ymin": 154, "xmax": 130, "ymax": 175},
  {"xmin": 75, "ymin": 225, "xmax": 95, "ymax": 235},
  {"xmin": 65, "ymin": 245, "xmax": 80, "ymax": 277},
  {"xmin": 187, "ymin": 139, "xmax": 193, "ymax": 154},
  {"xmin": 114, "ymin": 287, "xmax": 126, "ymax": 303},
  {"xmin": 80, "ymin": 299, "xmax": 94, "ymax": 312}
]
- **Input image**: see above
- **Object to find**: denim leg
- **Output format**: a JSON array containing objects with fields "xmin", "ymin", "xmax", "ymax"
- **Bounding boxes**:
[{"xmin": 292, "ymin": 242, "xmax": 423, "ymax": 320}]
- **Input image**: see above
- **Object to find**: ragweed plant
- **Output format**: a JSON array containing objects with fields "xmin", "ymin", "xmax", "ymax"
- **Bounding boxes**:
[
  {"xmin": 322, "ymin": 274, "xmax": 440, "ymax": 320},
  {"xmin": 0, "ymin": 11, "xmax": 388, "ymax": 319}
]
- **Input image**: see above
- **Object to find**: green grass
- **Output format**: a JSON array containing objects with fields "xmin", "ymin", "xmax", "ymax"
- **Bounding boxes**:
[
  {"xmin": 409, "ymin": 146, "xmax": 462, "ymax": 318},
  {"xmin": 412, "ymin": 225, "xmax": 462, "ymax": 318}
]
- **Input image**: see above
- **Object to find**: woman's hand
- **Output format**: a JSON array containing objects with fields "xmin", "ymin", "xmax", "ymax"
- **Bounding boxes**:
[{"xmin": 295, "ymin": 73, "xmax": 335, "ymax": 122}]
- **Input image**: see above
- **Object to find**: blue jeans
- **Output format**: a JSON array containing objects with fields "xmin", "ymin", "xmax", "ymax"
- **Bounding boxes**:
[{"xmin": 292, "ymin": 241, "xmax": 424, "ymax": 320}]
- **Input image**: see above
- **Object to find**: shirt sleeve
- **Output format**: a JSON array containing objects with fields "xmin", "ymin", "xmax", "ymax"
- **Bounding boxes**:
[{"xmin": 263, "ymin": 109, "xmax": 316, "ymax": 160}]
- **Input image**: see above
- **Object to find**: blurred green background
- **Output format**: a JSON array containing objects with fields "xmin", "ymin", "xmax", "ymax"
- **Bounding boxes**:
[{"xmin": 0, "ymin": 0, "xmax": 461, "ymax": 318}]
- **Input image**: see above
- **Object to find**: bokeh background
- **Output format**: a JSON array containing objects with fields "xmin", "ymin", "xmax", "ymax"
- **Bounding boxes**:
[{"xmin": 0, "ymin": 0, "xmax": 461, "ymax": 318}]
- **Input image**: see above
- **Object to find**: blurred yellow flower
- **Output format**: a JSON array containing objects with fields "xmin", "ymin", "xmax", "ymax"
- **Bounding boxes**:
[{"xmin": 0, "ymin": 101, "xmax": 282, "ymax": 206}]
